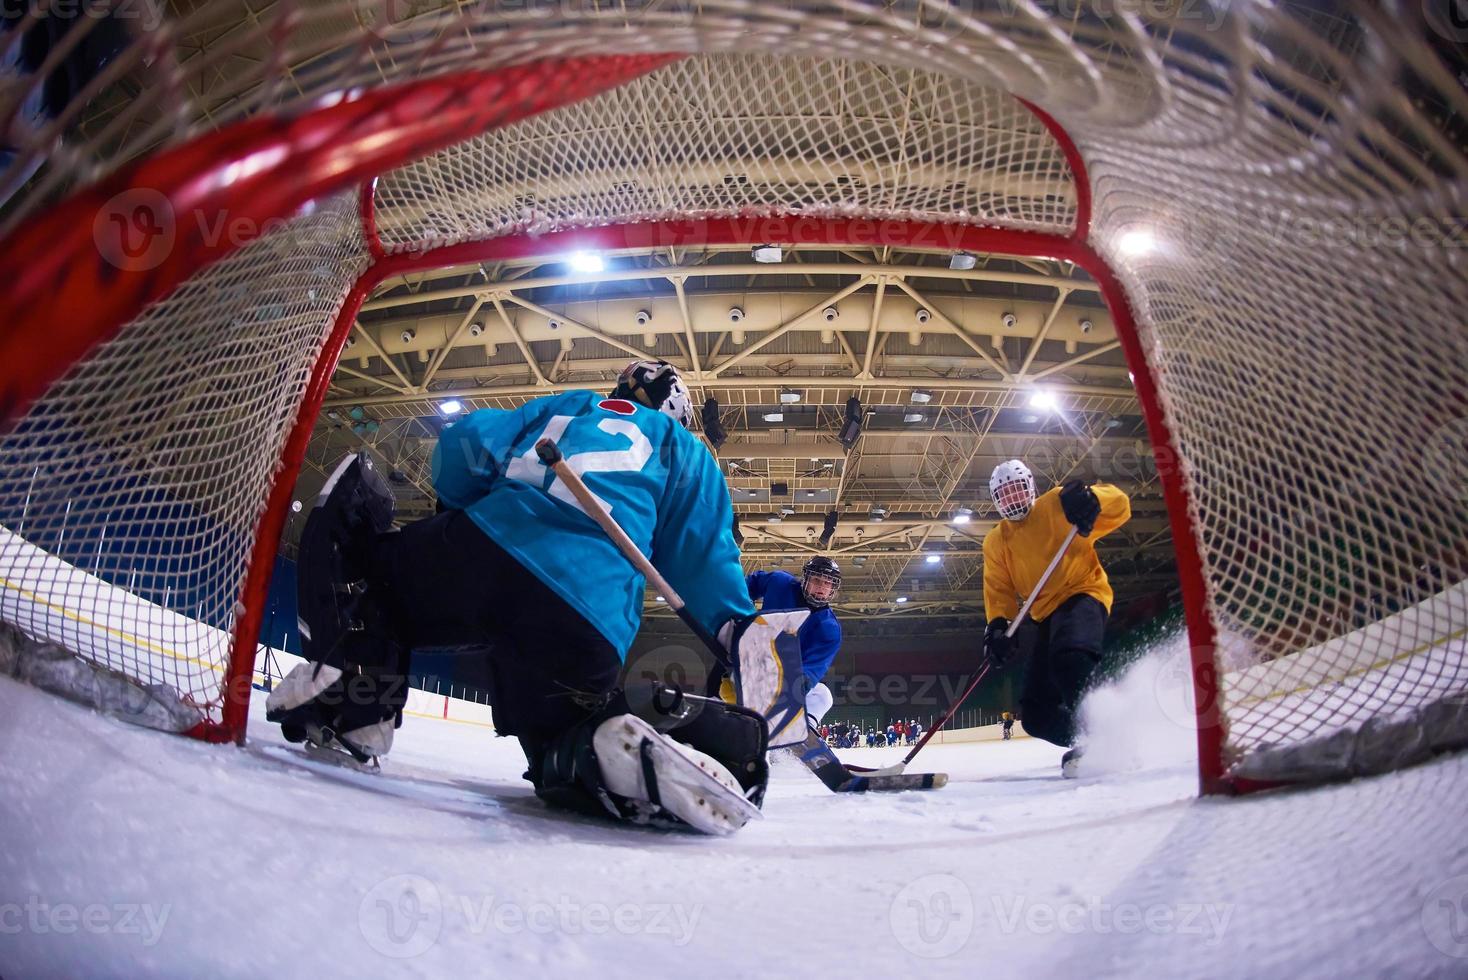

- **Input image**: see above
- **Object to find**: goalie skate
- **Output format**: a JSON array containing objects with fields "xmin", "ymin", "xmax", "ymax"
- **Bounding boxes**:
[{"xmin": 592, "ymin": 713, "xmax": 763, "ymax": 836}]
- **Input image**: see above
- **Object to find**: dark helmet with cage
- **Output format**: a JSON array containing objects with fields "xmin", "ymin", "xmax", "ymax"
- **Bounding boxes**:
[
  {"xmin": 611, "ymin": 359, "xmax": 693, "ymax": 428},
  {"xmin": 801, "ymin": 555, "xmax": 841, "ymax": 608}
]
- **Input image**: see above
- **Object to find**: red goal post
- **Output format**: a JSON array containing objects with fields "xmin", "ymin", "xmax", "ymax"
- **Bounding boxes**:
[{"xmin": 0, "ymin": 3, "xmax": 1463, "ymax": 795}]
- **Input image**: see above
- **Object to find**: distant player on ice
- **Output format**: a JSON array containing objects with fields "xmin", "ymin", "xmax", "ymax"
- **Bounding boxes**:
[
  {"xmin": 742, "ymin": 556, "xmax": 843, "ymax": 727},
  {"xmin": 980, "ymin": 460, "xmax": 1130, "ymax": 777},
  {"xmin": 267, "ymin": 360, "xmax": 775, "ymax": 835},
  {"xmin": 1001, "ymin": 710, "xmax": 1015, "ymax": 740}
]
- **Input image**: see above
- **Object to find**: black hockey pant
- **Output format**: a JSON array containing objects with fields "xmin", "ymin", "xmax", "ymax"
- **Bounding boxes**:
[
  {"xmin": 1016, "ymin": 593, "xmax": 1107, "ymax": 748},
  {"xmin": 366, "ymin": 509, "xmax": 622, "ymax": 759}
]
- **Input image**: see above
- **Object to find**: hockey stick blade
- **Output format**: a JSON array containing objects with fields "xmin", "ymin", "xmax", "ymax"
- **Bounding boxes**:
[{"xmin": 793, "ymin": 730, "xmax": 946, "ymax": 792}]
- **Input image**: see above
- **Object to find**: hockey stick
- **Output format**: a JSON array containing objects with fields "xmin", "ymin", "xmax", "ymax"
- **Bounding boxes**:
[
  {"xmin": 534, "ymin": 438, "xmax": 731, "ymax": 672},
  {"xmin": 848, "ymin": 525, "xmax": 1081, "ymax": 777}
]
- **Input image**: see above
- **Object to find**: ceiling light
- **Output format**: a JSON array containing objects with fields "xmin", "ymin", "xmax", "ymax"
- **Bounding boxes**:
[
  {"xmin": 910, "ymin": 391, "xmax": 933, "ymax": 404},
  {"xmin": 895, "ymin": 596, "xmax": 909, "ymax": 604},
  {"xmin": 655, "ymin": 596, "xmax": 666, "ymax": 603},
  {"xmin": 903, "ymin": 413, "xmax": 925, "ymax": 423},
  {"xmin": 1116, "ymin": 228, "xmax": 1157, "ymax": 257},
  {"xmin": 752, "ymin": 244, "xmax": 783, "ymax": 263},
  {"xmin": 767, "ymin": 514, "xmax": 782, "ymax": 523},
  {"xmin": 762, "ymin": 412, "xmax": 785, "ymax": 423},
  {"xmin": 780, "ymin": 506, "xmax": 795, "ymax": 516},
  {"xmin": 853, "ymin": 556, "xmax": 867, "ymax": 565},
  {"xmin": 925, "ymin": 554, "xmax": 941, "ymax": 564},
  {"xmin": 437, "ymin": 399, "xmax": 463, "ymax": 416},
  {"xmin": 567, "ymin": 251, "xmax": 604, "ymax": 273},
  {"xmin": 949, "ymin": 252, "xmax": 977, "ymax": 271},
  {"xmin": 951, "ymin": 507, "xmax": 973, "ymax": 524},
  {"xmin": 1029, "ymin": 389, "xmax": 1059, "ymax": 412},
  {"xmin": 779, "ymin": 391, "xmax": 802, "ymax": 404}
]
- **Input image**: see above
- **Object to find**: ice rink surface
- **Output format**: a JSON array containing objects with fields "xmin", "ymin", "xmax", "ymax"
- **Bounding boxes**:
[{"xmin": 3, "ymin": 651, "xmax": 1468, "ymax": 979}]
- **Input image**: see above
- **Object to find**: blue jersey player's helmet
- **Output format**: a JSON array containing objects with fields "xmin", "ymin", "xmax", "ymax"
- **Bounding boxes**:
[
  {"xmin": 612, "ymin": 359, "xmax": 693, "ymax": 428},
  {"xmin": 801, "ymin": 555, "xmax": 841, "ymax": 608}
]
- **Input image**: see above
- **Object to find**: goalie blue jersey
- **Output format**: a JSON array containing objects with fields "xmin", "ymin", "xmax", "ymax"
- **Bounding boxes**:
[{"xmin": 430, "ymin": 390, "xmax": 753, "ymax": 657}]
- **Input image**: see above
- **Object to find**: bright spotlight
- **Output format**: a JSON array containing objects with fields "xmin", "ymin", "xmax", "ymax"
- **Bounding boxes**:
[
  {"xmin": 567, "ymin": 251, "xmax": 605, "ymax": 273},
  {"xmin": 895, "ymin": 596, "xmax": 909, "ymax": 604},
  {"xmin": 1116, "ymin": 229, "xmax": 1157, "ymax": 257},
  {"xmin": 1029, "ymin": 389, "xmax": 1059, "ymax": 412},
  {"xmin": 437, "ymin": 399, "xmax": 463, "ymax": 416},
  {"xmin": 925, "ymin": 554, "xmax": 941, "ymax": 564}
]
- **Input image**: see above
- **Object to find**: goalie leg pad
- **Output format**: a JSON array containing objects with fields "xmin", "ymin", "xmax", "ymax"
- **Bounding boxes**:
[
  {"xmin": 295, "ymin": 452, "xmax": 397, "ymax": 672},
  {"xmin": 593, "ymin": 714, "xmax": 760, "ymax": 835},
  {"xmin": 534, "ymin": 683, "xmax": 770, "ymax": 834}
]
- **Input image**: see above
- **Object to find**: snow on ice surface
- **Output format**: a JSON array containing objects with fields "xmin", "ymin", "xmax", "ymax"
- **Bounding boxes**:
[{"xmin": 3, "ymin": 646, "xmax": 1468, "ymax": 979}]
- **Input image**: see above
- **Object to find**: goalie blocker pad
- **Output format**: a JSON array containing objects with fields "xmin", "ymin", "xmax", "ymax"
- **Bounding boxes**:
[{"xmin": 721, "ymin": 611, "xmax": 810, "ymax": 749}]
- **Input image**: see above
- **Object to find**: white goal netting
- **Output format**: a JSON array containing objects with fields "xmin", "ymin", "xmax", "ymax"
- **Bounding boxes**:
[{"xmin": 0, "ymin": 2, "xmax": 1463, "ymax": 782}]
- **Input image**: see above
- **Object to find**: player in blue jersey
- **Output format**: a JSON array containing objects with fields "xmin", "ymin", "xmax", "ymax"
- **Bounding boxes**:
[
  {"xmin": 268, "ymin": 361, "xmax": 772, "ymax": 834},
  {"xmin": 745, "ymin": 556, "xmax": 843, "ymax": 724}
]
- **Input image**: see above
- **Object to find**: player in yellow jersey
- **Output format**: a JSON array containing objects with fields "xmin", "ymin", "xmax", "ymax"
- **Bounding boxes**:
[{"xmin": 981, "ymin": 459, "xmax": 1130, "ymax": 776}]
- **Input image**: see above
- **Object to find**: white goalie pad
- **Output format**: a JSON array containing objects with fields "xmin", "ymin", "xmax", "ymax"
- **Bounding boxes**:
[{"xmin": 724, "ymin": 611, "xmax": 810, "ymax": 749}]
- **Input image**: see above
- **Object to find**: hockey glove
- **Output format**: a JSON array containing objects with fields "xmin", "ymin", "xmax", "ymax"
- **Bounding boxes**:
[
  {"xmin": 983, "ymin": 618, "xmax": 1015, "ymax": 669},
  {"xmin": 1059, "ymin": 479, "xmax": 1101, "ymax": 536}
]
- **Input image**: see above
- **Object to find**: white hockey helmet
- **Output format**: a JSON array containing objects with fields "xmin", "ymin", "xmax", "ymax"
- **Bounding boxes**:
[
  {"xmin": 612, "ymin": 359, "xmax": 693, "ymax": 428},
  {"xmin": 990, "ymin": 459, "xmax": 1036, "ymax": 521}
]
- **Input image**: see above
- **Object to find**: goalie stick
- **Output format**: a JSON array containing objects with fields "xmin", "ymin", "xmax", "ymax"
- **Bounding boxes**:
[
  {"xmin": 850, "ymin": 525, "xmax": 1081, "ymax": 778},
  {"xmin": 535, "ymin": 437, "xmax": 944, "ymax": 792},
  {"xmin": 534, "ymin": 437, "xmax": 807, "ymax": 750},
  {"xmin": 534, "ymin": 437, "xmax": 730, "ymax": 671}
]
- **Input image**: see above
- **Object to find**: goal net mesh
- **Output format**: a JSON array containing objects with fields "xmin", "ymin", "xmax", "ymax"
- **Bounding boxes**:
[{"xmin": 0, "ymin": 2, "xmax": 1463, "ymax": 782}]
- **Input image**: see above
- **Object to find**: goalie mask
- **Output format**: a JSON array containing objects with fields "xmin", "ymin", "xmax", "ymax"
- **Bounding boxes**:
[
  {"xmin": 990, "ymin": 459, "xmax": 1036, "ymax": 521},
  {"xmin": 801, "ymin": 555, "xmax": 841, "ymax": 608},
  {"xmin": 612, "ymin": 359, "xmax": 693, "ymax": 428}
]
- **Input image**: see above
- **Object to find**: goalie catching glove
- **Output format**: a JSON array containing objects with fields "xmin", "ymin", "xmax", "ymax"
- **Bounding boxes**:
[{"xmin": 535, "ymin": 681, "xmax": 770, "ymax": 836}]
